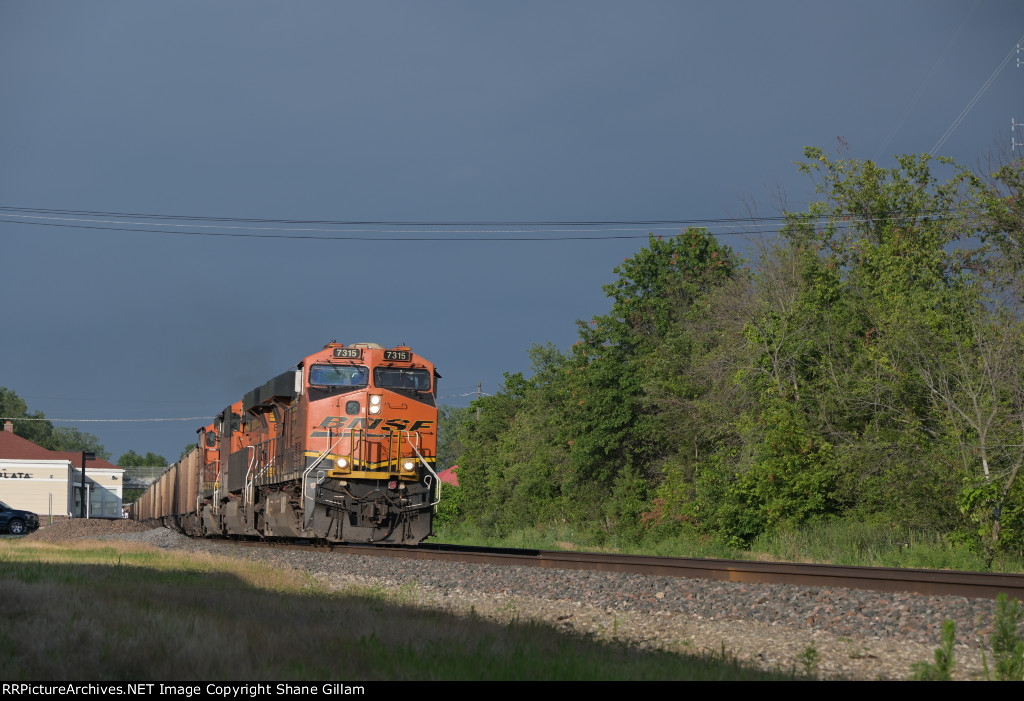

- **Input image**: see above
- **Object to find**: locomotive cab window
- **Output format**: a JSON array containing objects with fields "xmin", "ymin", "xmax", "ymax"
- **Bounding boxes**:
[
  {"xmin": 309, "ymin": 364, "xmax": 369, "ymax": 388},
  {"xmin": 373, "ymin": 368, "xmax": 431, "ymax": 392}
]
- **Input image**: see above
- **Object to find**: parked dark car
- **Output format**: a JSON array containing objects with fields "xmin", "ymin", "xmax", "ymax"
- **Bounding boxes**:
[{"xmin": 0, "ymin": 501, "xmax": 39, "ymax": 535}]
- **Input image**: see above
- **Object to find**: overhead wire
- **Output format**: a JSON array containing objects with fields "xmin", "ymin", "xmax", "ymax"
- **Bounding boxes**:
[
  {"xmin": 1, "ymin": 415, "xmax": 210, "ymax": 423},
  {"xmin": 1, "ymin": 395, "xmax": 489, "ymax": 422},
  {"xmin": 0, "ymin": 206, "xmax": 961, "ymax": 242},
  {"xmin": 930, "ymin": 31, "xmax": 1024, "ymax": 156},
  {"xmin": 0, "ymin": 204, "xmax": 799, "ymax": 226},
  {"xmin": 437, "ymin": 391, "xmax": 493, "ymax": 400}
]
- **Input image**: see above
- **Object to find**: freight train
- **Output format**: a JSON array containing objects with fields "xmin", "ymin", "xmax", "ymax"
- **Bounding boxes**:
[{"xmin": 131, "ymin": 342, "xmax": 440, "ymax": 544}]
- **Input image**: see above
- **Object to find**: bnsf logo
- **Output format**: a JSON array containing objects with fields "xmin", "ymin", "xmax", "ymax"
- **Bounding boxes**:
[{"xmin": 310, "ymin": 416, "xmax": 434, "ymax": 437}]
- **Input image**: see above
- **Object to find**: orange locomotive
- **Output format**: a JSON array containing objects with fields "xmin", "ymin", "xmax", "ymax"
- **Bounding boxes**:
[{"xmin": 134, "ymin": 342, "xmax": 440, "ymax": 544}]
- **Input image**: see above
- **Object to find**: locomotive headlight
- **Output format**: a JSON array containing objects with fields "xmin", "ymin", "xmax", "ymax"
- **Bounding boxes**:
[
  {"xmin": 369, "ymin": 395, "xmax": 382, "ymax": 414},
  {"xmin": 370, "ymin": 395, "xmax": 382, "ymax": 405},
  {"xmin": 369, "ymin": 404, "xmax": 381, "ymax": 415},
  {"xmin": 336, "ymin": 457, "xmax": 348, "ymax": 469},
  {"xmin": 403, "ymin": 460, "xmax": 416, "ymax": 471}
]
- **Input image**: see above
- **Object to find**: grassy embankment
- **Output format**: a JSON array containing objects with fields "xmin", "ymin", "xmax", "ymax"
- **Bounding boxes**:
[
  {"xmin": 434, "ymin": 517, "xmax": 1024, "ymax": 573},
  {"xmin": 0, "ymin": 539, "xmax": 799, "ymax": 681}
]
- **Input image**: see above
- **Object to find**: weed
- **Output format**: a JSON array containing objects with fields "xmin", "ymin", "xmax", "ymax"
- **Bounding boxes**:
[
  {"xmin": 301, "ymin": 570, "xmax": 324, "ymax": 594},
  {"xmin": 498, "ymin": 598, "xmax": 520, "ymax": 626},
  {"xmin": 796, "ymin": 645, "xmax": 819, "ymax": 677},
  {"xmin": 396, "ymin": 581, "xmax": 420, "ymax": 605},
  {"xmin": 911, "ymin": 619, "xmax": 956, "ymax": 681},
  {"xmin": 835, "ymin": 636, "xmax": 869, "ymax": 660},
  {"xmin": 982, "ymin": 594, "xmax": 1024, "ymax": 681},
  {"xmin": 595, "ymin": 614, "xmax": 623, "ymax": 641}
]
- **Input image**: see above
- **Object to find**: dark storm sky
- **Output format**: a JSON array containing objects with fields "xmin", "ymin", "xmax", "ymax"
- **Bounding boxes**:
[{"xmin": 1, "ymin": 1, "xmax": 1021, "ymax": 462}]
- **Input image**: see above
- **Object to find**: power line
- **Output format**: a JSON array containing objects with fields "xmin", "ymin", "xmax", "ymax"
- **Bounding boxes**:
[
  {"xmin": 0, "ymin": 204, "xmax": 795, "ymax": 227},
  {"xmin": 0, "ymin": 207, "xmax": 959, "ymax": 243},
  {"xmin": 930, "ymin": 31, "xmax": 1024, "ymax": 156},
  {"xmin": 0, "ymin": 204, "xmax": 950, "ymax": 228},
  {"xmin": 1, "ymin": 416, "xmax": 210, "ymax": 423},
  {"xmin": 0, "ymin": 217, "xmax": 676, "ymax": 241},
  {"xmin": 437, "ymin": 391, "xmax": 493, "ymax": 400}
]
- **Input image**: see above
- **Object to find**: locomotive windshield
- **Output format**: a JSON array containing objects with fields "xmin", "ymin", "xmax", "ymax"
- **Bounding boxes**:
[
  {"xmin": 373, "ymin": 367, "xmax": 431, "ymax": 392},
  {"xmin": 309, "ymin": 364, "xmax": 369, "ymax": 388}
]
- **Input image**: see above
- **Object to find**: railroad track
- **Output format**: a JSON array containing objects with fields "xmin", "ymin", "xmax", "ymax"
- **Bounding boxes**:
[{"xmin": 238, "ymin": 539, "xmax": 1024, "ymax": 601}]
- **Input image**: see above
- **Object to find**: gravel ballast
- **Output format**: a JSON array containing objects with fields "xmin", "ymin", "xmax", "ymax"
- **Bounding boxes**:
[{"xmin": 20, "ymin": 519, "xmax": 1009, "ymax": 680}]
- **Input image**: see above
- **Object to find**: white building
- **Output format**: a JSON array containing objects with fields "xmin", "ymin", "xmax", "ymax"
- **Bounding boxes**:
[{"xmin": 0, "ymin": 422, "xmax": 123, "ymax": 519}]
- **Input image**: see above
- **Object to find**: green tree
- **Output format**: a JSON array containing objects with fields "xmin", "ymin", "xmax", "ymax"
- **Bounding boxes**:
[
  {"xmin": 0, "ymin": 387, "xmax": 110, "ymax": 459},
  {"xmin": 47, "ymin": 426, "xmax": 110, "ymax": 458},
  {"xmin": 565, "ymin": 230, "xmax": 739, "ymax": 527},
  {"xmin": 450, "ymin": 149, "xmax": 1024, "ymax": 553},
  {"xmin": 117, "ymin": 450, "xmax": 168, "ymax": 467},
  {"xmin": 437, "ymin": 405, "xmax": 473, "ymax": 470},
  {"xmin": 675, "ymin": 148, "xmax": 987, "ymax": 543},
  {"xmin": 0, "ymin": 387, "xmax": 51, "ymax": 446},
  {"xmin": 456, "ymin": 231, "xmax": 739, "ymax": 538},
  {"xmin": 456, "ymin": 371, "xmax": 534, "ymax": 533},
  {"xmin": 743, "ymin": 147, "xmax": 1024, "ymax": 546}
]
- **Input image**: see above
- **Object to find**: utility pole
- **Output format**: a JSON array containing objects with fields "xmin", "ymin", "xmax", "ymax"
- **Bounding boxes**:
[
  {"xmin": 1014, "ymin": 44, "xmax": 1022, "ymax": 151},
  {"xmin": 476, "ymin": 383, "xmax": 482, "ymax": 421}
]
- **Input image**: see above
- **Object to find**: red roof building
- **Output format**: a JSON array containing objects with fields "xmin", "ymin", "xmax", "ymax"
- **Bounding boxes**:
[
  {"xmin": 0, "ymin": 421, "xmax": 123, "ymax": 517},
  {"xmin": 0, "ymin": 423, "xmax": 119, "ymax": 471}
]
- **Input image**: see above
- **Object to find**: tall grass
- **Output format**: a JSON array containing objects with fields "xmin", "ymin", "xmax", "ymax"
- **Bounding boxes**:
[
  {"xmin": 435, "ymin": 518, "xmax": 1024, "ymax": 572},
  {"xmin": 434, "ymin": 522, "xmax": 744, "ymax": 559},
  {"xmin": 749, "ymin": 520, "xmax": 1024, "ymax": 572}
]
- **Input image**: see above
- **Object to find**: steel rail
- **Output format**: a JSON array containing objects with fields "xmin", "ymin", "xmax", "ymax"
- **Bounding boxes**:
[{"xmin": 294, "ymin": 542, "xmax": 1024, "ymax": 601}]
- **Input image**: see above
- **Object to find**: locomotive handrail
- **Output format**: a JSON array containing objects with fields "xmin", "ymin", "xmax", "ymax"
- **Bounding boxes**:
[
  {"xmin": 248, "ymin": 438, "xmax": 278, "ymax": 488},
  {"xmin": 212, "ymin": 461, "xmax": 222, "ymax": 515},
  {"xmin": 245, "ymin": 445, "xmax": 257, "ymax": 506},
  {"xmin": 403, "ymin": 431, "xmax": 441, "ymax": 508},
  {"xmin": 201, "ymin": 459, "xmax": 220, "ymax": 492},
  {"xmin": 301, "ymin": 433, "xmax": 345, "ymax": 527},
  {"xmin": 389, "ymin": 429, "xmax": 398, "ymax": 474},
  {"xmin": 255, "ymin": 456, "xmax": 276, "ymax": 483},
  {"xmin": 347, "ymin": 428, "xmax": 363, "ymax": 471}
]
